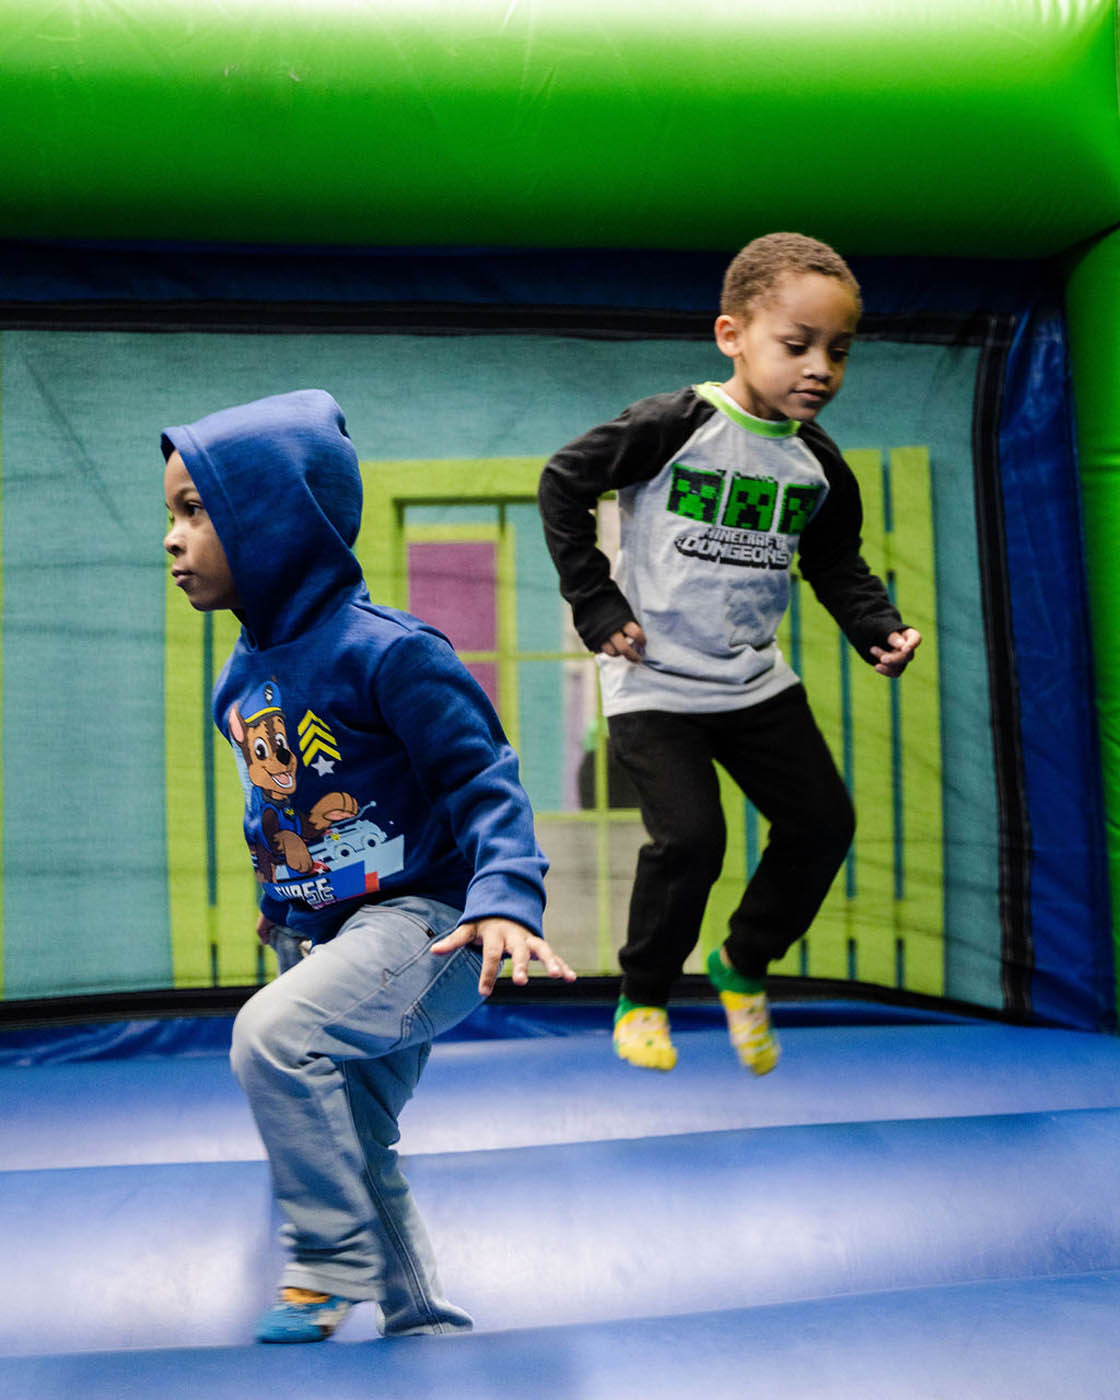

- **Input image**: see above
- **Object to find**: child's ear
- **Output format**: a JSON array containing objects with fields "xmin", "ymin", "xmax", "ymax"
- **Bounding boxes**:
[{"xmin": 714, "ymin": 313, "xmax": 744, "ymax": 360}]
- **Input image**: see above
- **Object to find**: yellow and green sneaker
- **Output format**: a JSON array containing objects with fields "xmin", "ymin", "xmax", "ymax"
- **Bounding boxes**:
[
  {"xmin": 706, "ymin": 949, "xmax": 780, "ymax": 1075},
  {"xmin": 613, "ymin": 998, "xmax": 678, "ymax": 1071}
]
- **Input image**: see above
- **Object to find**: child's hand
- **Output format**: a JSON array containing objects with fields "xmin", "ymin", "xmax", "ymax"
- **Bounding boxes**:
[
  {"xmin": 600, "ymin": 621, "xmax": 647, "ymax": 663},
  {"xmin": 431, "ymin": 918, "xmax": 577, "ymax": 996},
  {"xmin": 870, "ymin": 628, "xmax": 922, "ymax": 677}
]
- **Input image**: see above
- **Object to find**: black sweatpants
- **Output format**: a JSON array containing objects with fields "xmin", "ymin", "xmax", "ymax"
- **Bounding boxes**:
[{"xmin": 608, "ymin": 684, "xmax": 855, "ymax": 1006}]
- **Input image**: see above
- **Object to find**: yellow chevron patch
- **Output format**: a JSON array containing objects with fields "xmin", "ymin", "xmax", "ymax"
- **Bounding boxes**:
[{"xmin": 297, "ymin": 710, "xmax": 341, "ymax": 764}]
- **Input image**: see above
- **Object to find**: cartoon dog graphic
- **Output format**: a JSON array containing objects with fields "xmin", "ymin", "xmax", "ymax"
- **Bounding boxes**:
[{"xmin": 228, "ymin": 680, "xmax": 358, "ymax": 883}]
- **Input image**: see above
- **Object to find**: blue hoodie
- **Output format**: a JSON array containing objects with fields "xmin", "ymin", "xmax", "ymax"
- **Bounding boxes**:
[{"xmin": 162, "ymin": 389, "xmax": 547, "ymax": 943}]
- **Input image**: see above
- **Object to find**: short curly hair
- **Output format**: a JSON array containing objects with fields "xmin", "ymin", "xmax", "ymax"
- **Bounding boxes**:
[{"xmin": 721, "ymin": 232, "xmax": 861, "ymax": 319}]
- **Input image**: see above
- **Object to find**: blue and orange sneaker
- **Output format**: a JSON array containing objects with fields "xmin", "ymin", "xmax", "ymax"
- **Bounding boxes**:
[{"xmin": 255, "ymin": 1287, "xmax": 353, "ymax": 1343}]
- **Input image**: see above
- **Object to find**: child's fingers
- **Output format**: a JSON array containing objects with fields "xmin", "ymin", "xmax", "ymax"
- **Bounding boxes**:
[
  {"xmin": 429, "ymin": 925, "xmax": 474, "ymax": 956},
  {"xmin": 506, "ymin": 931, "xmax": 576, "ymax": 985},
  {"xmin": 600, "ymin": 623, "xmax": 646, "ymax": 663},
  {"xmin": 434, "ymin": 920, "xmax": 576, "ymax": 994},
  {"xmin": 477, "ymin": 932, "xmax": 507, "ymax": 995},
  {"xmin": 496, "ymin": 926, "xmax": 533, "ymax": 986},
  {"xmin": 601, "ymin": 633, "xmax": 634, "ymax": 660},
  {"xmin": 886, "ymin": 628, "xmax": 921, "ymax": 658},
  {"xmin": 527, "ymin": 936, "xmax": 577, "ymax": 982},
  {"xmin": 871, "ymin": 628, "xmax": 921, "ymax": 675},
  {"xmin": 873, "ymin": 653, "xmax": 906, "ymax": 675}
]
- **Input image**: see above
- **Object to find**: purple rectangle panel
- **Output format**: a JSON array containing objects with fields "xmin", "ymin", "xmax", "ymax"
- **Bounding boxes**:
[{"xmin": 409, "ymin": 540, "xmax": 499, "ymax": 708}]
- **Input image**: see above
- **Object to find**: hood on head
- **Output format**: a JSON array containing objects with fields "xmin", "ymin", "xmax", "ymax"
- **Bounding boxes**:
[{"xmin": 162, "ymin": 389, "xmax": 364, "ymax": 648}]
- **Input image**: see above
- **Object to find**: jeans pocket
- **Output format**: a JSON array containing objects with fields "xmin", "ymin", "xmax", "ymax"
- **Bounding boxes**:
[{"xmin": 375, "ymin": 895, "xmax": 464, "ymax": 942}]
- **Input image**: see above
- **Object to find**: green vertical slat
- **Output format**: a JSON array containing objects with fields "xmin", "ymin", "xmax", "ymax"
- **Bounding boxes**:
[
  {"xmin": 213, "ymin": 605, "xmax": 272, "ymax": 986},
  {"xmin": 844, "ymin": 450, "xmax": 898, "ymax": 989},
  {"xmin": 889, "ymin": 596, "xmax": 906, "ymax": 904},
  {"xmin": 767, "ymin": 445, "xmax": 943, "ymax": 994},
  {"xmin": 776, "ymin": 513, "xmax": 848, "ymax": 979},
  {"xmin": 882, "ymin": 458, "xmax": 906, "ymax": 907},
  {"xmin": 885, "ymin": 446, "xmax": 944, "ymax": 996},
  {"xmin": 166, "ymin": 589, "xmax": 259, "ymax": 989},
  {"xmin": 357, "ymin": 470, "xmax": 406, "ymax": 610},
  {"xmin": 496, "ymin": 504, "xmax": 520, "ymax": 751}
]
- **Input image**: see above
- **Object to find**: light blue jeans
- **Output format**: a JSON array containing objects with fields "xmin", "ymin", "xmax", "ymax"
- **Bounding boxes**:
[{"xmin": 231, "ymin": 895, "xmax": 483, "ymax": 1335}]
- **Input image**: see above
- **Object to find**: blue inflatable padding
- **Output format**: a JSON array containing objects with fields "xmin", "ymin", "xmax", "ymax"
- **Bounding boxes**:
[
  {"xmin": 0, "ymin": 998, "xmax": 976, "ymax": 1067},
  {"xmin": 3, "ymin": 1014, "xmax": 1120, "ymax": 1394},
  {"xmin": 4, "ymin": 1019, "xmax": 1120, "ymax": 1171},
  {"xmin": 2, "ymin": 1273, "xmax": 1119, "ymax": 1400},
  {"xmin": 1000, "ymin": 309, "xmax": 1114, "ymax": 1028},
  {"xmin": 0, "ymin": 1014, "xmax": 239, "ymax": 1066},
  {"xmin": 3, "ymin": 1108, "xmax": 1120, "ymax": 1353}
]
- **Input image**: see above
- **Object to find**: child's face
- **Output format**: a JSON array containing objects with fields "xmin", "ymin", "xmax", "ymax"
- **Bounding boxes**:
[
  {"xmin": 163, "ymin": 451, "xmax": 241, "ymax": 611},
  {"xmin": 715, "ymin": 272, "xmax": 859, "ymax": 422}
]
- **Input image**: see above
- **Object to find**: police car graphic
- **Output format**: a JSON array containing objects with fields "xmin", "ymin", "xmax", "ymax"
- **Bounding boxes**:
[{"xmin": 273, "ymin": 803, "xmax": 405, "ymax": 903}]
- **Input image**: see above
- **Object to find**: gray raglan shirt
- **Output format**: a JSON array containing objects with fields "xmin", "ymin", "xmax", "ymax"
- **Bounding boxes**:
[{"xmin": 538, "ymin": 382, "xmax": 904, "ymax": 716}]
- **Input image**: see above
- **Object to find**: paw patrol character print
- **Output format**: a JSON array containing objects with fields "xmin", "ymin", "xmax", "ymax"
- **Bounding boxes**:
[{"xmin": 229, "ymin": 680, "xmax": 359, "ymax": 883}]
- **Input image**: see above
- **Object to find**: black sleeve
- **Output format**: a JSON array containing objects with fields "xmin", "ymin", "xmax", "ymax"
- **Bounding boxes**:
[
  {"xmin": 796, "ymin": 423, "xmax": 905, "ymax": 663},
  {"xmin": 538, "ymin": 388, "xmax": 712, "ymax": 651}
]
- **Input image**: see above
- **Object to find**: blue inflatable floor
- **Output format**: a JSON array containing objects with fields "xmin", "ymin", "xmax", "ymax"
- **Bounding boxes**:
[{"xmin": 2, "ymin": 1001, "xmax": 1120, "ymax": 1398}]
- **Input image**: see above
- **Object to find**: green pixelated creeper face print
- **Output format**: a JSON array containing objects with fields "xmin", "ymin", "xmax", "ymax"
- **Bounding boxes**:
[
  {"xmin": 722, "ymin": 475, "xmax": 778, "ymax": 531},
  {"xmin": 667, "ymin": 464, "xmax": 723, "ymax": 522},
  {"xmin": 778, "ymin": 482, "xmax": 824, "ymax": 534},
  {"xmin": 666, "ymin": 467, "xmax": 823, "ymax": 537}
]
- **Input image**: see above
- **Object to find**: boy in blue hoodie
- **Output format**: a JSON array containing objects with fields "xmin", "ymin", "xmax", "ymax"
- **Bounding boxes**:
[{"xmin": 162, "ymin": 388, "xmax": 573, "ymax": 1345}]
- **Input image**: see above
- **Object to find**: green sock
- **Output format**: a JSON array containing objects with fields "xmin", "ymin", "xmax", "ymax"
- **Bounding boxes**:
[
  {"xmin": 614, "ymin": 994, "xmax": 666, "ymax": 1025},
  {"xmin": 706, "ymin": 948, "xmax": 765, "ymax": 996}
]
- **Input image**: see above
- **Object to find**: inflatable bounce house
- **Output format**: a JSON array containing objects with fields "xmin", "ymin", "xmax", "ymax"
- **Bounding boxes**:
[
  {"xmin": 3, "ymin": 3, "xmax": 1120, "ymax": 1396},
  {"xmin": 0, "ymin": 0, "xmax": 1116, "ymax": 1031}
]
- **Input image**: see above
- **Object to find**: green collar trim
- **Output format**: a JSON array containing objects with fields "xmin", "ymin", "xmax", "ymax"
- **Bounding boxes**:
[{"xmin": 694, "ymin": 382, "xmax": 798, "ymax": 438}]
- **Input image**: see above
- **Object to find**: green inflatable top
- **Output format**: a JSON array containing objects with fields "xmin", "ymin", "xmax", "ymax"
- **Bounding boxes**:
[{"xmin": 1, "ymin": 0, "xmax": 1118, "ymax": 255}]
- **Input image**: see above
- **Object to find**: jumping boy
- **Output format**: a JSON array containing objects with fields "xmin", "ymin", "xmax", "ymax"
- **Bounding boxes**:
[
  {"xmin": 538, "ymin": 232, "xmax": 919, "ymax": 1074},
  {"xmin": 163, "ymin": 388, "xmax": 574, "ymax": 1343}
]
